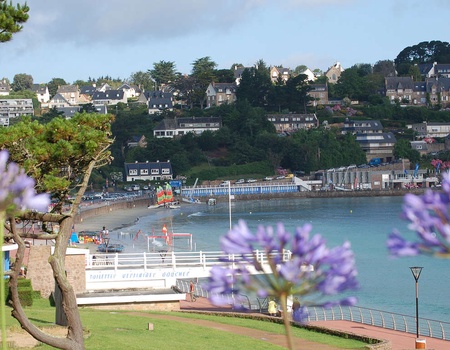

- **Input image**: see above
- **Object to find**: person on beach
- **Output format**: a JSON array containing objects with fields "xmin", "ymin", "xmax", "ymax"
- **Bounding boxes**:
[
  {"xmin": 189, "ymin": 280, "xmax": 196, "ymax": 302},
  {"xmin": 268, "ymin": 298, "xmax": 277, "ymax": 316}
]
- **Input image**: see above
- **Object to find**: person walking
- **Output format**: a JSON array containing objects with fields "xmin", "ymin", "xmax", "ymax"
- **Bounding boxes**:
[
  {"xmin": 189, "ymin": 280, "xmax": 196, "ymax": 302},
  {"xmin": 268, "ymin": 299, "xmax": 277, "ymax": 316},
  {"xmin": 292, "ymin": 297, "xmax": 301, "ymax": 320}
]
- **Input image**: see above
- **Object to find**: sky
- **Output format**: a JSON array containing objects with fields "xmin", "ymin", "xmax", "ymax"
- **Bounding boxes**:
[{"xmin": 1, "ymin": 0, "xmax": 449, "ymax": 84}]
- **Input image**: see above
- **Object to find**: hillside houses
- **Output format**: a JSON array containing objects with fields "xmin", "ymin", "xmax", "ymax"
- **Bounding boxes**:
[
  {"xmin": 342, "ymin": 119, "xmax": 396, "ymax": 162},
  {"xmin": 0, "ymin": 99, "xmax": 34, "ymax": 126},
  {"xmin": 385, "ymin": 76, "xmax": 450, "ymax": 106},
  {"xmin": 206, "ymin": 82, "xmax": 237, "ymax": 108},
  {"xmin": 124, "ymin": 160, "xmax": 173, "ymax": 182},
  {"xmin": 153, "ymin": 117, "xmax": 222, "ymax": 138},
  {"xmin": 267, "ymin": 113, "xmax": 319, "ymax": 134}
]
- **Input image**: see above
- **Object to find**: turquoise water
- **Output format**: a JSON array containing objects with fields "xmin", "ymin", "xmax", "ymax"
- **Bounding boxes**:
[{"xmin": 119, "ymin": 196, "xmax": 450, "ymax": 322}]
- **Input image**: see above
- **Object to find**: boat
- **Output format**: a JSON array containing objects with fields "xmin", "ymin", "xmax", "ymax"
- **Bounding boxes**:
[
  {"xmin": 149, "ymin": 186, "xmax": 166, "ymax": 209},
  {"xmin": 182, "ymin": 197, "xmax": 202, "ymax": 204},
  {"xmin": 97, "ymin": 243, "xmax": 124, "ymax": 253}
]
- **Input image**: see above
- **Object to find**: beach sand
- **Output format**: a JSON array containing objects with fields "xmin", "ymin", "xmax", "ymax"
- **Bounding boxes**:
[{"xmin": 75, "ymin": 206, "xmax": 151, "ymax": 234}]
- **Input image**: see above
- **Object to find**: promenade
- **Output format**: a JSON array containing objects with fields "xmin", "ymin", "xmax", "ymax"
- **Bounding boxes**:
[{"xmin": 180, "ymin": 297, "xmax": 450, "ymax": 350}]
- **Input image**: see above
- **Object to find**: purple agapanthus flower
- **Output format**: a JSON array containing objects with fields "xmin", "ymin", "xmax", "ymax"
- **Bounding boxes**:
[
  {"xmin": 388, "ymin": 172, "xmax": 450, "ymax": 258},
  {"xmin": 205, "ymin": 219, "xmax": 358, "ymax": 323},
  {"xmin": 0, "ymin": 150, "xmax": 50, "ymax": 214}
]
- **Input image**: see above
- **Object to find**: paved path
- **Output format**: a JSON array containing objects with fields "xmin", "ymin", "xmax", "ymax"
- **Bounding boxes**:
[{"xmin": 180, "ymin": 296, "xmax": 450, "ymax": 350}]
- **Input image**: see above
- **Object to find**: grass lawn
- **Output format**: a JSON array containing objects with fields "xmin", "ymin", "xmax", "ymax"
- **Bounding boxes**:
[{"xmin": 5, "ymin": 298, "xmax": 368, "ymax": 349}]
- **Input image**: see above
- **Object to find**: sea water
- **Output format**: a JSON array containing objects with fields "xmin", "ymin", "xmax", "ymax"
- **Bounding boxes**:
[{"xmin": 119, "ymin": 196, "xmax": 450, "ymax": 323}]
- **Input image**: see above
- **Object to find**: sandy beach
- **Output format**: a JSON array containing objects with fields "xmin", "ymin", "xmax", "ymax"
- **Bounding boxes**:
[{"xmin": 75, "ymin": 205, "xmax": 152, "ymax": 234}]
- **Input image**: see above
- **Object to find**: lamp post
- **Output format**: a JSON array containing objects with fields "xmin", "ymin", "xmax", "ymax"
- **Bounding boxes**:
[{"xmin": 410, "ymin": 266, "xmax": 423, "ymax": 339}]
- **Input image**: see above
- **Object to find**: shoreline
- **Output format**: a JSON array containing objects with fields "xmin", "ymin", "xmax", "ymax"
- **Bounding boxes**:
[{"xmin": 73, "ymin": 188, "xmax": 425, "ymax": 235}]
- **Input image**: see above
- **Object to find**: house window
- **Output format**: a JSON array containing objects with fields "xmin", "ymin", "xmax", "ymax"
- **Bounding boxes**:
[
  {"xmin": 162, "ymin": 168, "xmax": 170, "ymax": 174},
  {"xmin": 151, "ymin": 169, "xmax": 159, "ymax": 174},
  {"xmin": 141, "ymin": 169, "xmax": 148, "ymax": 175},
  {"xmin": 129, "ymin": 169, "xmax": 137, "ymax": 175}
]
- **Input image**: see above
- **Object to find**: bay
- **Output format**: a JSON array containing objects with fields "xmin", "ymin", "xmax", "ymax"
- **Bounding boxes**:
[{"xmin": 121, "ymin": 195, "xmax": 450, "ymax": 322}]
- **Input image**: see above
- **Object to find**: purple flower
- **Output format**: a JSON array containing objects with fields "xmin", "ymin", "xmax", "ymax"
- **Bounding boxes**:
[
  {"xmin": 388, "ymin": 172, "xmax": 450, "ymax": 258},
  {"xmin": 205, "ymin": 220, "xmax": 358, "ymax": 322},
  {"xmin": 0, "ymin": 150, "xmax": 50, "ymax": 214}
]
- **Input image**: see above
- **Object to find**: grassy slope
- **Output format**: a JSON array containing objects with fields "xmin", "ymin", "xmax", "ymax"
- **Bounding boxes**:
[{"xmin": 5, "ymin": 298, "xmax": 367, "ymax": 350}]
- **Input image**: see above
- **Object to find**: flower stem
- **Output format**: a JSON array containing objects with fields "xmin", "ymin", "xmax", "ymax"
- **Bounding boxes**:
[
  {"xmin": 280, "ymin": 292, "xmax": 294, "ymax": 350},
  {"xmin": 0, "ymin": 214, "xmax": 7, "ymax": 350}
]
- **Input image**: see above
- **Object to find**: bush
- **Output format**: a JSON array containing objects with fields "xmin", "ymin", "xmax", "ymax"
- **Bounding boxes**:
[{"xmin": 17, "ymin": 278, "xmax": 33, "ymax": 307}]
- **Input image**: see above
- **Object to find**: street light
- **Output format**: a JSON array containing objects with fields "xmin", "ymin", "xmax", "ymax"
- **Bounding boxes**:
[{"xmin": 410, "ymin": 266, "xmax": 423, "ymax": 339}]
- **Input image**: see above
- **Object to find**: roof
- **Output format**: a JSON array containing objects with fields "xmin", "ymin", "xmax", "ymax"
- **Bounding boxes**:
[
  {"xmin": 50, "ymin": 93, "xmax": 70, "ymax": 104},
  {"xmin": 57, "ymin": 84, "xmax": 78, "ymax": 93},
  {"xmin": 209, "ymin": 82, "xmax": 237, "ymax": 93},
  {"xmin": 56, "ymin": 106, "xmax": 80, "ymax": 118},
  {"xmin": 80, "ymin": 86, "xmax": 97, "ymax": 95},
  {"xmin": 92, "ymin": 90, "xmax": 125, "ymax": 100},
  {"xmin": 31, "ymin": 84, "xmax": 48, "ymax": 94},
  {"xmin": 355, "ymin": 132, "xmax": 397, "ymax": 144},
  {"xmin": 385, "ymin": 77, "xmax": 414, "ymax": 90}
]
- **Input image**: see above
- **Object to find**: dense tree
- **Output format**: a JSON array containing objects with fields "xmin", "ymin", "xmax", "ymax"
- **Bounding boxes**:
[
  {"xmin": 395, "ymin": 40, "xmax": 450, "ymax": 66},
  {"xmin": 47, "ymin": 77, "xmax": 67, "ymax": 97},
  {"xmin": 0, "ymin": 114, "xmax": 113, "ymax": 350},
  {"xmin": 236, "ymin": 59, "xmax": 272, "ymax": 108},
  {"xmin": 129, "ymin": 70, "xmax": 154, "ymax": 91},
  {"xmin": 373, "ymin": 60, "xmax": 396, "ymax": 77},
  {"xmin": 214, "ymin": 68, "xmax": 234, "ymax": 83},
  {"xmin": 33, "ymin": 106, "xmax": 64, "ymax": 123},
  {"xmin": 190, "ymin": 56, "xmax": 217, "ymax": 108},
  {"xmin": 283, "ymin": 74, "xmax": 312, "ymax": 113},
  {"xmin": 0, "ymin": 0, "xmax": 29, "ymax": 42},
  {"xmin": 11, "ymin": 72, "xmax": 33, "ymax": 91},
  {"xmin": 148, "ymin": 61, "xmax": 178, "ymax": 90},
  {"xmin": 394, "ymin": 138, "xmax": 420, "ymax": 163},
  {"xmin": 172, "ymin": 74, "xmax": 196, "ymax": 109}
]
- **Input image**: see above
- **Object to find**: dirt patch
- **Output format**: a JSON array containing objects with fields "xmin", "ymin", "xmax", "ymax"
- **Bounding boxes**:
[{"xmin": 3, "ymin": 326, "xmax": 67, "ymax": 349}]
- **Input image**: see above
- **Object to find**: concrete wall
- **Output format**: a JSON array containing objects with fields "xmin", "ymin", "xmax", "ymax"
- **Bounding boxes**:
[
  {"xmin": 27, "ymin": 245, "xmax": 87, "ymax": 298},
  {"xmin": 84, "ymin": 301, "xmax": 180, "ymax": 312},
  {"xmin": 74, "ymin": 198, "xmax": 149, "ymax": 224}
]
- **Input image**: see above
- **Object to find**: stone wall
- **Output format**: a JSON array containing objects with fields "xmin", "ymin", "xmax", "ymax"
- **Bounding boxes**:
[
  {"xmin": 85, "ymin": 301, "xmax": 180, "ymax": 312},
  {"xmin": 27, "ymin": 245, "xmax": 87, "ymax": 298}
]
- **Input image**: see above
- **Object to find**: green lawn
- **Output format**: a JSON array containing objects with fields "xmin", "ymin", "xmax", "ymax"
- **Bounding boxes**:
[{"xmin": 6, "ymin": 298, "xmax": 368, "ymax": 349}]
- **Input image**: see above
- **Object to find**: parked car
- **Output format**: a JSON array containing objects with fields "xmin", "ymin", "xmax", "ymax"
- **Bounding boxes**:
[
  {"xmin": 263, "ymin": 176, "xmax": 273, "ymax": 181},
  {"xmin": 235, "ymin": 179, "xmax": 245, "ymax": 184},
  {"xmin": 219, "ymin": 181, "xmax": 230, "ymax": 186},
  {"xmin": 246, "ymin": 178, "xmax": 257, "ymax": 183},
  {"xmin": 275, "ymin": 175, "xmax": 285, "ymax": 180}
]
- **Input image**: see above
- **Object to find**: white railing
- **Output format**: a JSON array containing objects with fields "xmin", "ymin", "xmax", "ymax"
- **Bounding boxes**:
[
  {"xmin": 305, "ymin": 305, "xmax": 450, "ymax": 341},
  {"xmin": 86, "ymin": 250, "xmax": 291, "ymax": 271},
  {"xmin": 173, "ymin": 281, "xmax": 450, "ymax": 341}
]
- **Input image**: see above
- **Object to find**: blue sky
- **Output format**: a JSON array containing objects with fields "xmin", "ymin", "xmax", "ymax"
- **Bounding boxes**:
[{"xmin": 1, "ymin": 0, "xmax": 449, "ymax": 84}]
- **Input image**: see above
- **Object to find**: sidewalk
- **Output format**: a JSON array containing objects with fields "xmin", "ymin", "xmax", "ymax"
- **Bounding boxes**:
[{"xmin": 180, "ymin": 296, "xmax": 450, "ymax": 350}]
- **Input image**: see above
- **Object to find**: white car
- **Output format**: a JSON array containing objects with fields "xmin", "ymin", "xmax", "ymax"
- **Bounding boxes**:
[
  {"xmin": 246, "ymin": 178, "xmax": 257, "ymax": 183},
  {"xmin": 263, "ymin": 176, "xmax": 273, "ymax": 181},
  {"xmin": 275, "ymin": 175, "xmax": 285, "ymax": 180},
  {"xmin": 235, "ymin": 179, "xmax": 245, "ymax": 184}
]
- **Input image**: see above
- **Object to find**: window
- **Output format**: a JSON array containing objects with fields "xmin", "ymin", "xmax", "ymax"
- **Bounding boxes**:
[
  {"xmin": 141, "ymin": 169, "xmax": 148, "ymax": 175},
  {"xmin": 151, "ymin": 169, "xmax": 159, "ymax": 174},
  {"xmin": 162, "ymin": 168, "xmax": 170, "ymax": 174},
  {"xmin": 129, "ymin": 169, "xmax": 137, "ymax": 175}
]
